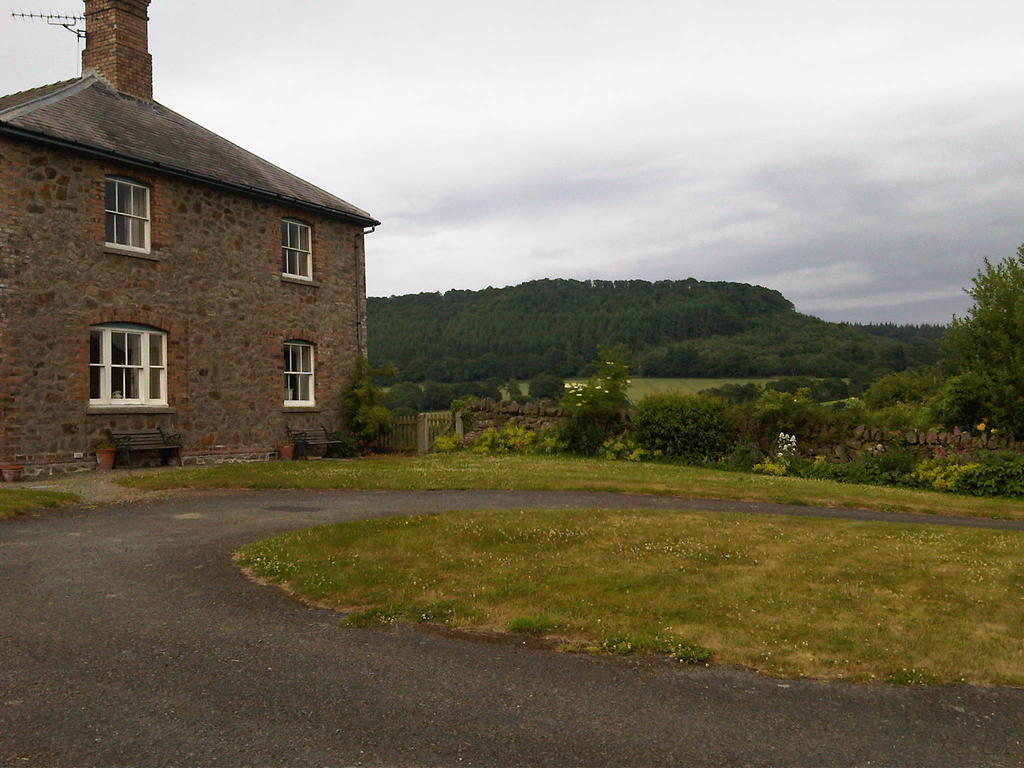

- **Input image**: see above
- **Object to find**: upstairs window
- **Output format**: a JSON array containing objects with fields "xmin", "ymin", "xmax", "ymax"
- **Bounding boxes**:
[
  {"xmin": 282, "ymin": 219, "xmax": 312, "ymax": 279},
  {"xmin": 284, "ymin": 341, "xmax": 315, "ymax": 406},
  {"xmin": 90, "ymin": 324, "xmax": 167, "ymax": 406},
  {"xmin": 105, "ymin": 177, "xmax": 150, "ymax": 252}
]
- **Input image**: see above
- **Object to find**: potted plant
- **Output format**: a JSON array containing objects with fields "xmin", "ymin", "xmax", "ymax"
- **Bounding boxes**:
[
  {"xmin": 277, "ymin": 440, "xmax": 295, "ymax": 461},
  {"xmin": 95, "ymin": 440, "xmax": 117, "ymax": 471},
  {"xmin": 0, "ymin": 464, "xmax": 24, "ymax": 482}
]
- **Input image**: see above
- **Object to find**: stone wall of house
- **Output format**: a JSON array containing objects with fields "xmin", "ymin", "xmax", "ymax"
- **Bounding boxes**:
[
  {"xmin": 0, "ymin": 135, "xmax": 366, "ymax": 472},
  {"xmin": 463, "ymin": 398, "xmax": 566, "ymax": 441}
]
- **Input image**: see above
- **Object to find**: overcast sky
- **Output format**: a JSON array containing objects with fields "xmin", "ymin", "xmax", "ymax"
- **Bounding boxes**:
[{"xmin": 3, "ymin": 1, "xmax": 1024, "ymax": 324}]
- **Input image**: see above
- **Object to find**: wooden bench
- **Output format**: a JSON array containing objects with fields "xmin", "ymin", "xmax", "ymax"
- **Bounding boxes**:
[
  {"xmin": 110, "ymin": 429, "xmax": 183, "ymax": 468},
  {"xmin": 286, "ymin": 425, "xmax": 344, "ymax": 458}
]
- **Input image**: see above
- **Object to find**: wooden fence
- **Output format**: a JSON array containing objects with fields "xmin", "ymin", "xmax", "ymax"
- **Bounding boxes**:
[{"xmin": 379, "ymin": 412, "xmax": 463, "ymax": 453}]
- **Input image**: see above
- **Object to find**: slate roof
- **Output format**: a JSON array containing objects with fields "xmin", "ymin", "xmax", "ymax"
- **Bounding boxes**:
[{"xmin": 0, "ymin": 74, "xmax": 378, "ymax": 225}]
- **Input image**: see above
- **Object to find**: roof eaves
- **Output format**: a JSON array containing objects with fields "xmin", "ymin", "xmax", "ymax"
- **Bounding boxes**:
[{"xmin": 0, "ymin": 121, "xmax": 381, "ymax": 227}]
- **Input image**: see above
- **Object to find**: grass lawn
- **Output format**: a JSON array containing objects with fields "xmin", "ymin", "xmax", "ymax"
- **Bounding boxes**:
[
  {"xmin": 237, "ymin": 507, "xmax": 1024, "ymax": 685},
  {"xmin": 0, "ymin": 488, "xmax": 79, "ymax": 521},
  {"xmin": 121, "ymin": 453, "xmax": 1024, "ymax": 521}
]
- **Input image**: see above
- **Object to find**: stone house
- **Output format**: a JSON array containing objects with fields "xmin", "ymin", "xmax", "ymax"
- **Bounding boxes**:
[{"xmin": 0, "ymin": 0, "xmax": 379, "ymax": 475}]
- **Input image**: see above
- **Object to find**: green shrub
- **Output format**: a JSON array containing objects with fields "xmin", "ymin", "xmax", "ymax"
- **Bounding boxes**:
[
  {"xmin": 559, "ymin": 346, "xmax": 632, "ymax": 455},
  {"xmin": 910, "ymin": 457, "xmax": 980, "ymax": 492},
  {"xmin": 343, "ymin": 358, "xmax": 397, "ymax": 452},
  {"xmin": 633, "ymin": 393, "xmax": 732, "ymax": 461},
  {"xmin": 329, "ymin": 433, "xmax": 361, "ymax": 458},
  {"xmin": 433, "ymin": 434, "xmax": 462, "ymax": 453},
  {"xmin": 796, "ymin": 449, "xmax": 920, "ymax": 487},
  {"xmin": 752, "ymin": 458, "xmax": 788, "ymax": 476},
  {"xmin": 528, "ymin": 374, "xmax": 565, "ymax": 401},
  {"xmin": 752, "ymin": 432, "xmax": 797, "ymax": 475},
  {"xmin": 863, "ymin": 367, "xmax": 942, "ymax": 410},
  {"xmin": 600, "ymin": 436, "xmax": 654, "ymax": 462},
  {"xmin": 534, "ymin": 430, "xmax": 568, "ymax": 455},
  {"xmin": 956, "ymin": 453, "xmax": 1024, "ymax": 498},
  {"xmin": 470, "ymin": 423, "xmax": 536, "ymax": 454},
  {"xmin": 731, "ymin": 388, "xmax": 830, "ymax": 448},
  {"xmin": 859, "ymin": 449, "xmax": 921, "ymax": 485}
]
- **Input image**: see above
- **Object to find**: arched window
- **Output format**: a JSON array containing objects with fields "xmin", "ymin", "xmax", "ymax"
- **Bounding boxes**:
[
  {"xmin": 105, "ymin": 177, "xmax": 150, "ymax": 253},
  {"xmin": 281, "ymin": 218, "xmax": 312, "ymax": 279},
  {"xmin": 90, "ymin": 324, "xmax": 167, "ymax": 406},
  {"xmin": 283, "ymin": 341, "xmax": 315, "ymax": 406}
]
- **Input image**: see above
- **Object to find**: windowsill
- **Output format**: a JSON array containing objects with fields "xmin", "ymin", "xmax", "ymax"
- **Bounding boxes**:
[
  {"xmin": 87, "ymin": 406, "xmax": 177, "ymax": 415},
  {"xmin": 282, "ymin": 406, "xmax": 321, "ymax": 413},
  {"xmin": 280, "ymin": 274, "xmax": 320, "ymax": 287},
  {"xmin": 105, "ymin": 246, "xmax": 160, "ymax": 262}
]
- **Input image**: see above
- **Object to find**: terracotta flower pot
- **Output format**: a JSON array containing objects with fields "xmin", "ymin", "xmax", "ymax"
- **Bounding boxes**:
[
  {"xmin": 1, "ymin": 465, "xmax": 24, "ymax": 483},
  {"xmin": 95, "ymin": 448, "xmax": 117, "ymax": 471},
  {"xmin": 278, "ymin": 442, "xmax": 295, "ymax": 461}
]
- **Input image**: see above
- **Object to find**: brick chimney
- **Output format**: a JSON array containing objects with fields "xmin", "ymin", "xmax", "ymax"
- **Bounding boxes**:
[{"xmin": 81, "ymin": 0, "xmax": 153, "ymax": 101}]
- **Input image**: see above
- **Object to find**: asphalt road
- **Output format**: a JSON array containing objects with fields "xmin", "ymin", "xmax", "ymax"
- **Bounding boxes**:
[{"xmin": 1, "ymin": 489, "xmax": 1022, "ymax": 767}]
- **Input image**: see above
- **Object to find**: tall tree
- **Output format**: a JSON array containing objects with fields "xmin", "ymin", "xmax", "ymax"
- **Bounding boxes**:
[{"xmin": 941, "ymin": 246, "xmax": 1024, "ymax": 437}]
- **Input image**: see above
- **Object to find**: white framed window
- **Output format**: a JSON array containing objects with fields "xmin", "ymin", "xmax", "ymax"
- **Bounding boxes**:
[
  {"xmin": 282, "ymin": 219, "xmax": 312, "ymax": 279},
  {"xmin": 90, "ymin": 324, "xmax": 167, "ymax": 406},
  {"xmin": 284, "ymin": 341, "xmax": 315, "ymax": 406},
  {"xmin": 105, "ymin": 177, "xmax": 151, "ymax": 252}
]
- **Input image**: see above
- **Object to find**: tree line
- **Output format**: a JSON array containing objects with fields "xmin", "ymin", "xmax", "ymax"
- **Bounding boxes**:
[{"xmin": 367, "ymin": 278, "xmax": 944, "ymax": 382}]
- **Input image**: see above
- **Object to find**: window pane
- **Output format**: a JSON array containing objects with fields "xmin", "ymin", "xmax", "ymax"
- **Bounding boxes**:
[
  {"xmin": 149, "ymin": 370, "xmax": 162, "ymax": 400},
  {"xmin": 105, "ymin": 212, "xmax": 116, "ymax": 244},
  {"xmin": 299, "ymin": 252, "xmax": 310, "ymax": 277},
  {"xmin": 117, "ymin": 182, "xmax": 131, "ymax": 215},
  {"xmin": 300, "ymin": 345, "xmax": 312, "ymax": 372},
  {"xmin": 90, "ymin": 330, "xmax": 103, "ymax": 364},
  {"xmin": 281, "ymin": 220, "xmax": 289, "ymax": 248},
  {"xmin": 128, "ymin": 217, "xmax": 146, "ymax": 248},
  {"xmin": 114, "ymin": 214, "xmax": 128, "ymax": 245},
  {"xmin": 126, "ymin": 368, "xmax": 140, "ymax": 399},
  {"xmin": 284, "ymin": 372, "xmax": 297, "ymax": 401},
  {"xmin": 111, "ymin": 333, "xmax": 127, "ymax": 365},
  {"xmin": 149, "ymin": 334, "xmax": 163, "ymax": 367},
  {"xmin": 105, "ymin": 180, "xmax": 116, "ymax": 211},
  {"xmin": 298, "ymin": 374, "xmax": 310, "ymax": 401},
  {"xmin": 126, "ymin": 333, "xmax": 142, "ymax": 366},
  {"xmin": 298, "ymin": 225, "xmax": 310, "ymax": 252},
  {"xmin": 130, "ymin": 186, "xmax": 147, "ymax": 217},
  {"xmin": 90, "ymin": 366, "xmax": 102, "ymax": 400},
  {"xmin": 111, "ymin": 368, "xmax": 125, "ymax": 399}
]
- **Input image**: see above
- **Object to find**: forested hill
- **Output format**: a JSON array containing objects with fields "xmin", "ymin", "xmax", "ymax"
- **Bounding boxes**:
[{"xmin": 367, "ymin": 278, "xmax": 944, "ymax": 382}]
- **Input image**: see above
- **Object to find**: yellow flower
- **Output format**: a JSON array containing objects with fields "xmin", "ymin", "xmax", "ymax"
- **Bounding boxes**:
[{"xmin": 976, "ymin": 423, "xmax": 987, "ymax": 431}]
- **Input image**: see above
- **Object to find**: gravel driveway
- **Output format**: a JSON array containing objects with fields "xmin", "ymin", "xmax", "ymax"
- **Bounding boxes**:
[{"xmin": 1, "ymin": 489, "xmax": 1022, "ymax": 767}]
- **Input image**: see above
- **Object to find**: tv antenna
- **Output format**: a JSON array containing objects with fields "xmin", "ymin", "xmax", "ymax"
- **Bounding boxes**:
[
  {"xmin": 11, "ymin": 11, "xmax": 85, "ymax": 39},
  {"xmin": 11, "ymin": 11, "xmax": 86, "ymax": 75}
]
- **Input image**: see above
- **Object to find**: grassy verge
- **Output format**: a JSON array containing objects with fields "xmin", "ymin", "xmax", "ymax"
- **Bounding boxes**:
[
  {"xmin": 237, "ymin": 507, "xmax": 1024, "ymax": 685},
  {"xmin": 0, "ymin": 488, "xmax": 79, "ymax": 521},
  {"xmin": 121, "ymin": 453, "xmax": 1024, "ymax": 521}
]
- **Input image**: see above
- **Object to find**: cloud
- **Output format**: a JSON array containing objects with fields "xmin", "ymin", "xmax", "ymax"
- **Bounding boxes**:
[{"xmin": 4, "ymin": 0, "xmax": 1023, "ymax": 324}]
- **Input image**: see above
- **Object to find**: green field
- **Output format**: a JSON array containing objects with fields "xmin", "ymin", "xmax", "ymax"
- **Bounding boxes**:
[{"xmin": 532, "ymin": 377, "xmax": 777, "ymax": 401}]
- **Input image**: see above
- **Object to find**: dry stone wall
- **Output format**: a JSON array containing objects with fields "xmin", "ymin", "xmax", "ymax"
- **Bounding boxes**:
[
  {"xmin": 802, "ymin": 424, "xmax": 1022, "ymax": 462},
  {"xmin": 464, "ymin": 398, "xmax": 566, "ymax": 441}
]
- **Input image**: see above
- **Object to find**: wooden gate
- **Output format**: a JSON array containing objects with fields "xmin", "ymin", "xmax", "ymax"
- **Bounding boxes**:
[{"xmin": 379, "ymin": 412, "xmax": 461, "ymax": 453}]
